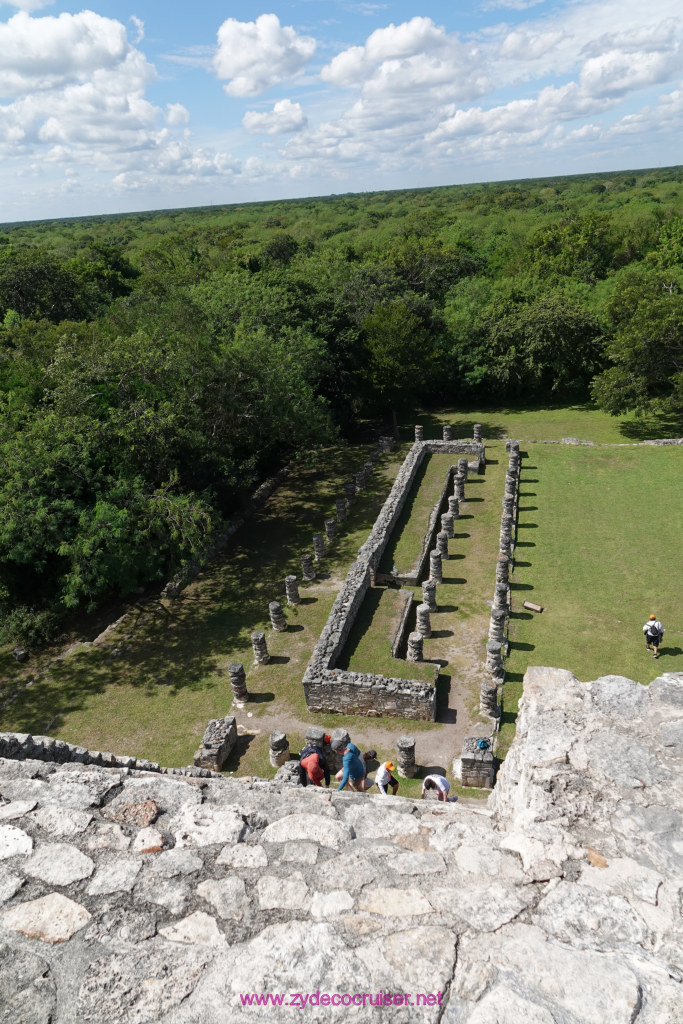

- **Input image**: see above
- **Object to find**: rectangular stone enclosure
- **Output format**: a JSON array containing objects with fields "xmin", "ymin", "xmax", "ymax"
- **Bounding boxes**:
[{"xmin": 303, "ymin": 439, "xmax": 485, "ymax": 720}]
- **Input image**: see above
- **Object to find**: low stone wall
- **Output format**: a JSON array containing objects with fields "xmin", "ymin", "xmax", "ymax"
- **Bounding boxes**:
[
  {"xmin": 390, "ymin": 590, "xmax": 413, "ymax": 659},
  {"xmin": 303, "ymin": 438, "xmax": 484, "ymax": 721},
  {"xmin": 0, "ymin": 732, "xmax": 221, "ymax": 778},
  {"xmin": 304, "ymin": 668, "xmax": 437, "ymax": 720}
]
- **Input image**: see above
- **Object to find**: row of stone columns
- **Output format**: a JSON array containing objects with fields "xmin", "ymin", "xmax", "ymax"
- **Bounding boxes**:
[
  {"xmin": 414, "ymin": 424, "xmax": 483, "ymax": 443},
  {"xmin": 481, "ymin": 442, "xmax": 521, "ymax": 718},
  {"xmin": 270, "ymin": 729, "xmax": 418, "ymax": 778}
]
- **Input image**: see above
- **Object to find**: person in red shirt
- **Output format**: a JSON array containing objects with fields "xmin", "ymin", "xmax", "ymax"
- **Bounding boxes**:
[{"xmin": 298, "ymin": 736, "xmax": 331, "ymax": 787}]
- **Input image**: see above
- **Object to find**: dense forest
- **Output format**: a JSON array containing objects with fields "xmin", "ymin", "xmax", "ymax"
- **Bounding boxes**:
[{"xmin": 1, "ymin": 167, "xmax": 682, "ymax": 643}]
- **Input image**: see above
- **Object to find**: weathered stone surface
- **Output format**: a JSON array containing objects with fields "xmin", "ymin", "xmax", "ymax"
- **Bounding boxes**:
[
  {"xmin": 198, "ymin": 876, "xmax": 248, "ymax": 919},
  {"xmin": 0, "ymin": 944, "xmax": 57, "ymax": 1024},
  {"xmin": 0, "ymin": 824, "xmax": 32, "ymax": 860},
  {"xmin": 77, "ymin": 947, "xmax": 211, "ymax": 1023},
  {"xmin": 170, "ymin": 804, "xmax": 245, "ymax": 848},
  {"xmin": 160, "ymin": 910, "xmax": 227, "ymax": 947},
  {"xmin": 131, "ymin": 826, "xmax": 165, "ymax": 854},
  {"xmin": 261, "ymin": 813, "xmax": 354, "ymax": 850},
  {"xmin": 257, "ymin": 872, "xmax": 309, "ymax": 910},
  {"xmin": 87, "ymin": 858, "xmax": 142, "ymax": 895},
  {"xmin": 216, "ymin": 843, "xmax": 267, "ymax": 868},
  {"xmin": 31, "ymin": 804, "xmax": 93, "ymax": 837},
  {"xmin": 0, "ymin": 799, "xmax": 37, "ymax": 821},
  {"xmin": 2, "ymin": 892, "xmax": 90, "ymax": 944},
  {"xmin": 0, "ymin": 667, "xmax": 681, "ymax": 1023},
  {"xmin": 23, "ymin": 842, "xmax": 94, "ymax": 885}
]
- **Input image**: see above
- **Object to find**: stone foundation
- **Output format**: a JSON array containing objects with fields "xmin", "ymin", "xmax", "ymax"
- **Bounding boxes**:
[
  {"xmin": 461, "ymin": 736, "xmax": 495, "ymax": 788},
  {"xmin": 193, "ymin": 715, "xmax": 237, "ymax": 772}
]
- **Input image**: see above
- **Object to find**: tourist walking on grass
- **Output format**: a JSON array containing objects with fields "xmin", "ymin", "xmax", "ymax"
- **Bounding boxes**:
[
  {"xmin": 375, "ymin": 760, "xmax": 399, "ymax": 796},
  {"xmin": 643, "ymin": 615, "xmax": 665, "ymax": 658},
  {"xmin": 333, "ymin": 738, "xmax": 367, "ymax": 792},
  {"xmin": 421, "ymin": 774, "xmax": 456, "ymax": 802}
]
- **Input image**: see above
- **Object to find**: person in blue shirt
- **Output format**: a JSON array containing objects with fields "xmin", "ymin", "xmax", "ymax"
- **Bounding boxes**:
[{"xmin": 332, "ymin": 738, "xmax": 367, "ymax": 791}]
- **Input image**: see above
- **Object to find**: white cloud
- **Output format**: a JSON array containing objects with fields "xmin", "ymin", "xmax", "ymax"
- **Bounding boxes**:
[
  {"xmin": 166, "ymin": 102, "xmax": 190, "ymax": 126},
  {"xmin": 243, "ymin": 98, "xmax": 307, "ymax": 134},
  {"xmin": 130, "ymin": 15, "xmax": 144, "ymax": 44},
  {"xmin": 0, "ymin": 10, "xmax": 129, "ymax": 95},
  {"xmin": 213, "ymin": 14, "xmax": 316, "ymax": 97},
  {"xmin": 0, "ymin": 9, "xmax": 248, "ymax": 198},
  {"xmin": 0, "ymin": 0, "xmax": 54, "ymax": 10}
]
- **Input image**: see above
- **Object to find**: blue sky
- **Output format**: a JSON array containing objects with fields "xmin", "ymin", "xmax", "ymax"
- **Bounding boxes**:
[{"xmin": 1, "ymin": 0, "xmax": 682, "ymax": 221}]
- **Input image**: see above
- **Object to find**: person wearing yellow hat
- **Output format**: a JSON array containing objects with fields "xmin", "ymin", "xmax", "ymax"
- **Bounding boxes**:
[
  {"xmin": 375, "ymin": 760, "xmax": 399, "ymax": 796},
  {"xmin": 643, "ymin": 614, "xmax": 665, "ymax": 658}
]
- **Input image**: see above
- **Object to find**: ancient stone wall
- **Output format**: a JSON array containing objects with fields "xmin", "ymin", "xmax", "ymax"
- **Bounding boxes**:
[
  {"xmin": 0, "ymin": 732, "xmax": 220, "ymax": 778},
  {"xmin": 303, "ymin": 439, "xmax": 484, "ymax": 720}
]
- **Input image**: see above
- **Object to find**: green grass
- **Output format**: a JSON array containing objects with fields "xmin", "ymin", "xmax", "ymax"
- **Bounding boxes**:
[
  {"xmin": 402, "ymin": 403, "xmax": 681, "ymax": 446},
  {"xmin": 497, "ymin": 443, "xmax": 683, "ymax": 758}
]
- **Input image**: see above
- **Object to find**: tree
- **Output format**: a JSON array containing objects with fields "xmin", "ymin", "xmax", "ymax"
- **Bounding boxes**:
[{"xmin": 362, "ymin": 300, "xmax": 432, "ymax": 435}]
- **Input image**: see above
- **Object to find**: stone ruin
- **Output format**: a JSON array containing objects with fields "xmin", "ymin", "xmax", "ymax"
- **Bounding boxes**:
[
  {"xmin": 302, "ymin": 435, "xmax": 485, "ymax": 722},
  {"xmin": 193, "ymin": 716, "xmax": 237, "ymax": 772},
  {"xmin": 0, "ymin": 667, "xmax": 681, "ymax": 1023}
]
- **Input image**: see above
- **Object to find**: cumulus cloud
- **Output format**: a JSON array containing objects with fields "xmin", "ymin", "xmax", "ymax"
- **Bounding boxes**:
[
  {"xmin": 1, "ymin": 0, "xmax": 54, "ymax": 10},
  {"xmin": 0, "ymin": 9, "xmax": 251, "ymax": 196},
  {"xmin": 243, "ymin": 98, "xmax": 307, "ymax": 134},
  {"xmin": 130, "ymin": 15, "xmax": 144, "ymax": 44},
  {"xmin": 214, "ymin": 14, "xmax": 316, "ymax": 97}
]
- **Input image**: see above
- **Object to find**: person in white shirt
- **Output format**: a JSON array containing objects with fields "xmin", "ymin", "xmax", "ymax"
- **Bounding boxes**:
[
  {"xmin": 421, "ymin": 774, "xmax": 454, "ymax": 802},
  {"xmin": 375, "ymin": 760, "xmax": 399, "ymax": 795},
  {"xmin": 643, "ymin": 615, "xmax": 665, "ymax": 658}
]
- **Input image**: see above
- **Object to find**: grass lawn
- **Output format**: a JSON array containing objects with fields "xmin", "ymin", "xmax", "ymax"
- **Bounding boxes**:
[
  {"xmin": 2, "ymin": 402, "xmax": 680, "ymax": 781},
  {"xmin": 498, "ymin": 443, "xmax": 683, "ymax": 758}
]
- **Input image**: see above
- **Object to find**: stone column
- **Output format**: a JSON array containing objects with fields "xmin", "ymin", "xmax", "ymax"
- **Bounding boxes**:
[
  {"xmin": 251, "ymin": 631, "xmax": 270, "ymax": 665},
  {"xmin": 486, "ymin": 640, "xmax": 505, "ymax": 682},
  {"xmin": 228, "ymin": 662, "xmax": 248, "ymax": 706},
  {"xmin": 355, "ymin": 469, "xmax": 366, "ymax": 492},
  {"xmin": 397, "ymin": 735, "xmax": 416, "ymax": 778},
  {"xmin": 506, "ymin": 439, "xmax": 520, "ymax": 453},
  {"xmin": 324, "ymin": 518, "xmax": 337, "ymax": 543},
  {"xmin": 448, "ymin": 496, "xmax": 460, "ymax": 519},
  {"xmin": 379, "ymin": 435, "xmax": 395, "ymax": 452},
  {"xmin": 492, "ymin": 582, "xmax": 508, "ymax": 613},
  {"xmin": 429, "ymin": 549, "xmax": 443, "ymax": 583},
  {"xmin": 416, "ymin": 603, "xmax": 432, "ymax": 638},
  {"xmin": 422, "ymin": 579, "xmax": 437, "ymax": 612},
  {"xmin": 305, "ymin": 725, "xmax": 326, "ymax": 748},
  {"xmin": 329, "ymin": 728, "xmax": 350, "ymax": 773},
  {"xmin": 502, "ymin": 494, "xmax": 515, "ymax": 516},
  {"xmin": 436, "ymin": 530, "xmax": 449, "ymax": 561},
  {"xmin": 343, "ymin": 481, "xmax": 356, "ymax": 506},
  {"xmin": 473, "ymin": 423, "xmax": 482, "ymax": 443},
  {"xmin": 441, "ymin": 512, "xmax": 454, "ymax": 538},
  {"xmin": 454, "ymin": 475, "xmax": 465, "ymax": 502},
  {"xmin": 335, "ymin": 497, "xmax": 347, "ymax": 524},
  {"xmin": 488, "ymin": 609, "xmax": 507, "ymax": 643},
  {"xmin": 415, "ymin": 425, "xmax": 424, "ymax": 442},
  {"xmin": 313, "ymin": 534, "xmax": 325, "ymax": 562},
  {"xmin": 406, "ymin": 631, "xmax": 423, "ymax": 662},
  {"xmin": 443, "ymin": 425, "xmax": 452, "ymax": 441},
  {"xmin": 269, "ymin": 600, "xmax": 287, "ymax": 632},
  {"xmin": 269, "ymin": 731, "xmax": 290, "ymax": 768},
  {"xmin": 364, "ymin": 461, "xmax": 374, "ymax": 478},
  {"xmin": 285, "ymin": 575, "xmax": 300, "ymax": 606},
  {"xmin": 480, "ymin": 679, "xmax": 501, "ymax": 718},
  {"xmin": 458, "ymin": 457, "xmax": 469, "ymax": 480},
  {"xmin": 495, "ymin": 556, "xmax": 510, "ymax": 585},
  {"xmin": 301, "ymin": 552, "xmax": 316, "ymax": 581}
]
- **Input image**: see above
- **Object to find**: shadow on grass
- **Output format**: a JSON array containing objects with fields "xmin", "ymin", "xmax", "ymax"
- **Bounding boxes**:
[
  {"xmin": 618, "ymin": 412, "xmax": 682, "ymax": 440},
  {"xmin": 3, "ymin": 443, "xmax": 402, "ymax": 735},
  {"xmin": 222, "ymin": 732, "xmax": 258, "ymax": 770},
  {"xmin": 246, "ymin": 691, "xmax": 275, "ymax": 703},
  {"xmin": 509, "ymin": 641, "xmax": 535, "ymax": 652}
]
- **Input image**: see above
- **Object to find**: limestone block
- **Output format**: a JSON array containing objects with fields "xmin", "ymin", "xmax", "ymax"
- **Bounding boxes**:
[
  {"xmin": 23, "ymin": 842, "xmax": 94, "ymax": 885},
  {"xmin": 1, "ymin": 892, "xmax": 90, "ymax": 944}
]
